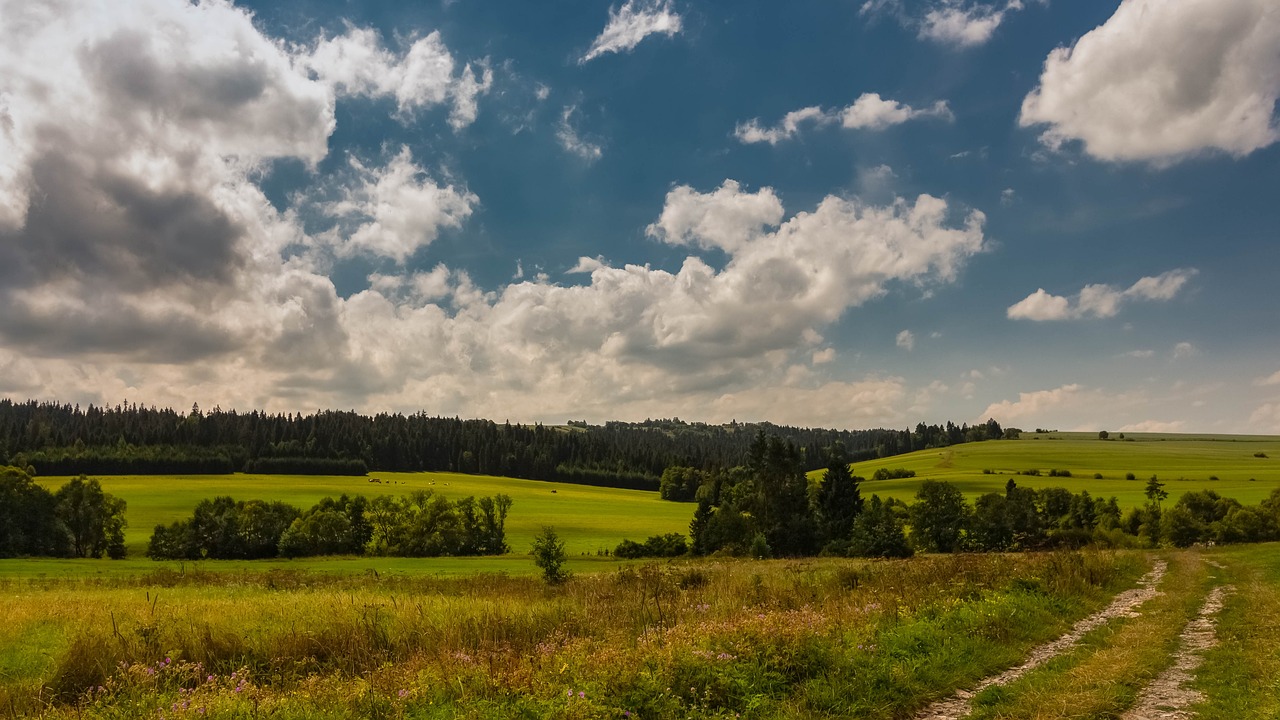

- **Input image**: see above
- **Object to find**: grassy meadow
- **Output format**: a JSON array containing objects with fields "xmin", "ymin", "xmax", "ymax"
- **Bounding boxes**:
[
  {"xmin": 3, "ymin": 432, "xmax": 1276, "ymax": 579},
  {"xmin": 831, "ymin": 432, "xmax": 1280, "ymax": 507},
  {"xmin": 14, "ymin": 471, "xmax": 694, "ymax": 576},
  {"xmin": 0, "ymin": 550, "xmax": 1149, "ymax": 719}
]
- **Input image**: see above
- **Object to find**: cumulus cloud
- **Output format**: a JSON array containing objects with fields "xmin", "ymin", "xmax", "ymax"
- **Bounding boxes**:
[
  {"xmin": 314, "ymin": 147, "xmax": 478, "ymax": 263},
  {"xmin": 1007, "ymin": 269, "xmax": 1197, "ymax": 321},
  {"xmin": 645, "ymin": 180, "xmax": 783, "ymax": 253},
  {"xmin": 896, "ymin": 330, "xmax": 915, "ymax": 351},
  {"xmin": 735, "ymin": 93, "xmax": 952, "ymax": 144},
  {"xmin": 557, "ymin": 106, "xmax": 603, "ymax": 161},
  {"xmin": 920, "ymin": 1, "xmax": 1025, "ymax": 48},
  {"xmin": 1019, "ymin": 0, "xmax": 1280, "ymax": 164},
  {"xmin": 305, "ymin": 26, "xmax": 493, "ymax": 129},
  {"xmin": 1249, "ymin": 403, "xmax": 1280, "ymax": 434},
  {"xmin": 1256, "ymin": 370, "xmax": 1280, "ymax": 387},
  {"xmin": 1173, "ymin": 341, "xmax": 1198, "ymax": 359},
  {"xmin": 580, "ymin": 0, "xmax": 683, "ymax": 64},
  {"xmin": 861, "ymin": 1, "xmax": 1031, "ymax": 49},
  {"xmin": 0, "ymin": 0, "xmax": 995, "ymax": 428},
  {"xmin": 1118, "ymin": 419, "xmax": 1187, "ymax": 433}
]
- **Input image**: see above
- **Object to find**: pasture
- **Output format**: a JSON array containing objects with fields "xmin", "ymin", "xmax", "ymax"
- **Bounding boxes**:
[
  {"xmin": 834, "ymin": 432, "xmax": 1280, "ymax": 507},
  {"xmin": 15, "ymin": 471, "xmax": 693, "ymax": 577}
]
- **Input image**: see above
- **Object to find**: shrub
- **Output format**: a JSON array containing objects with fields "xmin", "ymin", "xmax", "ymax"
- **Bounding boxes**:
[
  {"xmin": 1125, "ymin": 472, "xmax": 1136, "ymax": 481},
  {"xmin": 1094, "ymin": 473, "xmax": 1103, "ymax": 479},
  {"xmin": 614, "ymin": 533, "xmax": 688, "ymax": 559},
  {"xmin": 532, "ymin": 526, "xmax": 570, "ymax": 584},
  {"xmin": 872, "ymin": 468, "xmax": 916, "ymax": 481}
]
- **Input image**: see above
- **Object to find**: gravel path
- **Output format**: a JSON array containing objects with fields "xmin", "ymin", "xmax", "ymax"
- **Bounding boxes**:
[
  {"xmin": 1120, "ymin": 584, "xmax": 1233, "ymax": 720},
  {"xmin": 913, "ymin": 560, "xmax": 1169, "ymax": 720}
]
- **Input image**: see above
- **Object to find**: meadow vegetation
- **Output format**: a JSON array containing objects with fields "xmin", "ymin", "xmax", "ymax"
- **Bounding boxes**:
[{"xmin": 1, "ymin": 550, "xmax": 1145, "ymax": 719}]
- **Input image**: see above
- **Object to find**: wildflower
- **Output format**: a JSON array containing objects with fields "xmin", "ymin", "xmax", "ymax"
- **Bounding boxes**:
[
  {"xmin": 578, "ymin": 691, "xmax": 585, "ymax": 698},
  {"xmin": 398, "ymin": 689, "xmax": 409, "ymax": 698}
]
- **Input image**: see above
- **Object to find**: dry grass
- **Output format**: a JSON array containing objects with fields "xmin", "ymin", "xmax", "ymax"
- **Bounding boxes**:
[{"xmin": 0, "ymin": 551, "xmax": 1143, "ymax": 719}]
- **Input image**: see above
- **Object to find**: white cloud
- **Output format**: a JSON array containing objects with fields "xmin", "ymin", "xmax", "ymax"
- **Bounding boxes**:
[
  {"xmin": 734, "ymin": 93, "xmax": 952, "ymax": 144},
  {"xmin": 1123, "ymin": 349, "xmax": 1156, "ymax": 359},
  {"xmin": 1019, "ymin": 0, "xmax": 1280, "ymax": 164},
  {"xmin": 581, "ymin": 0, "xmax": 683, "ymax": 64},
  {"xmin": 305, "ymin": 26, "xmax": 492, "ymax": 129},
  {"xmin": 896, "ymin": 329, "xmax": 915, "ymax": 351},
  {"xmin": 1118, "ymin": 419, "xmax": 1187, "ymax": 433},
  {"xmin": 980, "ymin": 383, "xmax": 1088, "ymax": 425},
  {"xmin": 557, "ymin": 105, "xmax": 603, "ymax": 161},
  {"xmin": 1000, "ymin": 188, "xmax": 1016, "ymax": 205},
  {"xmin": 920, "ymin": 1, "xmax": 1024, "ymax": 48},
  {"xmin": 0, "ymin": 0, "xmax": 999, "ymax": 429},
  {"xmin": 317, "ymin": 147, "xmax": 477, "ymax": 263},
  {"xmin": 645, "ymin": 180, "xmax": 783, "ymax": 253},
  {"xmin": 812, "ymin": 348, "xmax": 836, "ymax": 365},
  {"xmin": 1005, "ymin": 288, "xmax": 1073, "ymax": 321},
  {"xmin": 842, "ymin": 94, "xmax": 954, "ymax": 130},
  {"xmin": 1255, "ymin": 370, "xmax": 1280, "ymax": 387},
  {"xmin": 733, "ymin": 107, "xmax": 828, "ymax": 145},
  {"xmin": 862, "ymin": 1, "xmax": 1031, "ymax": 49},
  {"xmin": 1007, "ymin": 269, "xmax": 1197, "ymax": 321},
  {"xmin": 1173, "ymin": 341, "xmax": 1198, "ymax": 359},
  {"xmin": 1250, "ymin": 403, "xmax": 1280, "ymax": 434}
]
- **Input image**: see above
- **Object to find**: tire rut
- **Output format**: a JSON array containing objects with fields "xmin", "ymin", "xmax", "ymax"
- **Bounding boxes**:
[
  {"xmin": 913, "ymin": 559, "xmax": 1169, "ymax": 720},
  {"xmin": 1120, "ymin": 583, "xmax": 1233, "ymax": 720}
]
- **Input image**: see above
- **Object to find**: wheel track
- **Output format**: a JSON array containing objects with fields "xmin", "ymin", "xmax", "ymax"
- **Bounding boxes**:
[
  {"xmin": 913, "ymin": 559, "xmax": 1169, "ymax": 720},
  {"xmin": 1120, "ymin": 583, "xmax": 1233, "ymax": 720}
]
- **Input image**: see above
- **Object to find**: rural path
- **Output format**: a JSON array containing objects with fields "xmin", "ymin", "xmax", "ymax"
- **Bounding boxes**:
[
  {"xmin": 1120, "ymin": 583, "xmax": 1233, "ymax": 720},
  {"xmin": 913, "ymin": 560, "xmax": 1169, "ymax": 720}
]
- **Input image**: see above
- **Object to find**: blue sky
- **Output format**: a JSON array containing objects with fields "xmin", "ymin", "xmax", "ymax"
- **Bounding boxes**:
[{"xmin": 0, "ymin": 0, "xmax": 1277, "ymax": 433}]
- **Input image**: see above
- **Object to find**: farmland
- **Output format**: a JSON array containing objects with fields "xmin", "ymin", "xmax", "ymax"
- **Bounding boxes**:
[
  {"xmin": 13, "ymin": 471, "xmax": 694, "ymax": 578},
  {"xmin": 837, "ymin": 432, "xmax": 1280, "ymax": 508},
  {"xmin": 2, "ymin": 432, "xmax": 1276, "ymax": 579},
  {"xmin": 3, "ymin": 434, "xmax": 1280, "ymax": 717},
  {"xmin": 3, "ymin": 548, "xmax": 1278, "ymax": 718}
]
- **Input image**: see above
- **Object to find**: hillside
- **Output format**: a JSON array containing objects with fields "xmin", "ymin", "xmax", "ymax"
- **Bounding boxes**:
[{"xmin": 826, "ymin": 433, "xmax": 1280, "ymax": 507}]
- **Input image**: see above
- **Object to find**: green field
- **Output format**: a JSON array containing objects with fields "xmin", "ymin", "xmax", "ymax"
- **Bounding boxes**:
[
  {"xmin": 7, "ymin": 471, "xmax": 693, "ymax": 578},
  {"xmin": 829, "ymin": 432, "xmax": 1280, "ymax": 507},
  {"xmin": 5, "ymin": 432, "xmax": 1279, "ymax": 579}
]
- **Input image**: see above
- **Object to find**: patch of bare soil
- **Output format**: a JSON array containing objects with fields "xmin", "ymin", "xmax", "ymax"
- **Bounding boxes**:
[
  {"xmin": 1120, "ymin": 584, "xmax": 1233, "ymax": 720},
  {"xmin": 913, "ymin": 560, "xmax": 1169, "ymax": 720}
]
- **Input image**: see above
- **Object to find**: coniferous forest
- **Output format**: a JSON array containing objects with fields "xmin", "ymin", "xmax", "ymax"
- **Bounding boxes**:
[{"xmin": 0, "ymin": 399, "xmax": 1009, "ymax": 488}]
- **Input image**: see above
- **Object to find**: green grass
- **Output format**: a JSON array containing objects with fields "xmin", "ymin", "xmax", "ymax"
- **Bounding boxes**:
[
  {"xmin": 962, "ymin": 550, "xmax": 1213, "ymax": 719},
  {"xmin": 1192, "ymin": 544, "xmax": 1280, "ymax": 718},
  {"xmin": 9, "ymin": 471, "xmax": 693, "ymax": 575},
  {"xmin": 0, "ymin": 551, "xmax": 1145, "ymax": 719},
  {"xmin": 825, "ymin": 434, "xmax": 1280, "ymax": 507}
]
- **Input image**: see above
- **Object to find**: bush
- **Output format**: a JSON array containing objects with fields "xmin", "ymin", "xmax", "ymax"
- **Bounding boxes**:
[
  {"xmin": 1094, "ymin": 473, "xmax": 1104, "ymax": 480},
  {"xmin": 1125, "ymin": 472, "xmax": 1136, "ymax": 481},
  {"xmin": 614, "ymin": 533, "xmax": 689, "ymax": 559},
  {"xmin": 532, "ymin": 526, "xmax": 570, "ymax": 584},
  {"xmin": 872, "ymin": 468, "xmax": 916, "ymax": 481}
]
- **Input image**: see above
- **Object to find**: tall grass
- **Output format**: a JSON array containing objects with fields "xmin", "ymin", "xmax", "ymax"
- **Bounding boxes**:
[{"xmin": 1, "ymin": 550, "xmax": 1146, "ymax": 719}]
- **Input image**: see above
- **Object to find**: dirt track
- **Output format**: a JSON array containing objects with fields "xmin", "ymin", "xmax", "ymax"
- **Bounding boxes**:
[
  {"xmin": 913, "ymin": 560, "xmax": 1169, "ymax": 720},
  {"xmin": 1120, "ymin": 584, "xmax": 1232, "ymax": 720}
]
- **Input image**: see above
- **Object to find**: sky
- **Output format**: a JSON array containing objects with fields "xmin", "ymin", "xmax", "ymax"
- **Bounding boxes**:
[{"xmin": 0, "ymin": 0, "xmax": 1278, "ymax": 434}]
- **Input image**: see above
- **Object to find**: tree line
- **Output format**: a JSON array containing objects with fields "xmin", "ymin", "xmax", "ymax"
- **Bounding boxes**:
[
  {"xmin": 624, "ymin": 434, "xmax": 1280, "ymax": 559},
  {"xmin": 0, "ymin": 398, "xmax": 1009, "ymax": 489},
  {"xmin": 147, "ymin": 491, "xmax": 511, "ymax": 560},
  {"xmin": 0, "ymin": 466, "xmax": 127, "ymax": 558}
]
